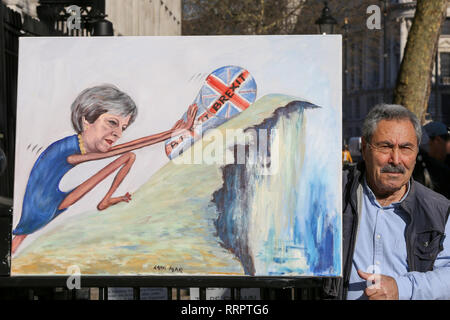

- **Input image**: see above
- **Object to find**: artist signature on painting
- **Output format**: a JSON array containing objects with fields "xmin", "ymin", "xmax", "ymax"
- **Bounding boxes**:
[{"xmin": 153, "ymin": 264, "xmax": 184, "ymax": 273}]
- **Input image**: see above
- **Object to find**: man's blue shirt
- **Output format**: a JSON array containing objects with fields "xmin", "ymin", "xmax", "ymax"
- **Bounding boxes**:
[{"xmin": 347, "ymin": 177, "xmax": 450, "ymax": 300}]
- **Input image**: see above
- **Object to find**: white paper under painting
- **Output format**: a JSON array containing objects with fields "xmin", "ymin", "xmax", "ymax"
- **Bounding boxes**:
[{"xmin": 11, "ymin": 36, "xmax": 342, "ymax": 276}]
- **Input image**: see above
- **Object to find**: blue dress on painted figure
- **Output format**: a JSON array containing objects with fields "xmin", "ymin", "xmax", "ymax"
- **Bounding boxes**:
[{"xmin": 13, "ymin": 134, "xmax": 81, "ymax": 235}]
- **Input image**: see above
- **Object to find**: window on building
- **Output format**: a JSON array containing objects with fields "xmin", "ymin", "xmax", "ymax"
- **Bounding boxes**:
[
  {"xmin": 441, "ymin": 94, "xmax": 450, "ymax": 126},
  {"xmin": 367, "ymin": 95, "xmax": 377, "ymax": 111},
  {"xmin": 358, "ymin": 40, "xmax": 363, "ymax": 89},
  {"xmin": 350, "ymin": 42, "xmax": 356, "ymax": 90},
  {"xmin": 442, "ymin": 94, "xmax": 450, "ymax": 116},
  {"xmin": 368, "ymin": 34, "xmax": 380, "ymax": 88},
  {"xmin": 442, "ymin": 19, "xmax": 450, "ymax": 35},
  {"xmin": 355, "ymin": 98, "xmax": 361, "ymax": 120},
  {"xmin": 440, "ymin": 52, "xmax": 450, "ymax": 85},
  {"xmin": 350, "ymin": 39, "xmax": 363, "ymax": 91},
  {"xmin": 353, "ymin": 127, "xmax": 361, "ymax": 137},
  {"xmin": 347, "ymin": 99, "xmax": 352, "ymax": 119},
  {"xmin": 428, "ymin": 93, "xmax": 436, "ymax": 118}
]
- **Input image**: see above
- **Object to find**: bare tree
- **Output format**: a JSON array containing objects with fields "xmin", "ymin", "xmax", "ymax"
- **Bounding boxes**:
[
  {"xmin": 182, "ymin": 0, "xmax": 306, "ymax": 35},
  {"xmin": 393, "ymin": 0, "xmax": 448, "ymax": 122}
]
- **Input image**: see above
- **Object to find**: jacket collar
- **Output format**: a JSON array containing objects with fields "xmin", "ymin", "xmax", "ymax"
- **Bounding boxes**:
[{"xmin": 400, "ymin": 178, "xmax": 415, "ymax": 217}]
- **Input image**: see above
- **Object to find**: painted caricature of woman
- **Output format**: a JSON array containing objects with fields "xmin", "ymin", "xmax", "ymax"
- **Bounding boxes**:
[{"xmin": 12, "ymin": 84, "xmax": 198, "ymax": 254}]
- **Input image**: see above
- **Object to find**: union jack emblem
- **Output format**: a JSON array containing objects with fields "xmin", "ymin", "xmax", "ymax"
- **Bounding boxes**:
[
  {"xmin": 198, "ymin": 65, "xmax": 257, "ymax": 120},
  {"xmin": 165, "ymin": 65, "xmax": 257, "ymax": 159}
]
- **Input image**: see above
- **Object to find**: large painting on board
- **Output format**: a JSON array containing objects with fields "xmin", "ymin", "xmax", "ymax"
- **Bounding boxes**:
[{"xmin": 11, "ymin": 36, "xmax": 342, "ymax": 276}]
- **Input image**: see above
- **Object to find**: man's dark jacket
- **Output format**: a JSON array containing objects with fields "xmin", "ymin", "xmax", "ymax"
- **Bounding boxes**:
[{"xmin": 322, "ymin": 161, "xmax": 450, "ymax": 299}]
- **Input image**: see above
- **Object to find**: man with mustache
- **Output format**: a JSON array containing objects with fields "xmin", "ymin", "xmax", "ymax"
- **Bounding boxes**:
[{"xmin": 323, "ymin": 104, "xmax": 450, "ymax": 300}]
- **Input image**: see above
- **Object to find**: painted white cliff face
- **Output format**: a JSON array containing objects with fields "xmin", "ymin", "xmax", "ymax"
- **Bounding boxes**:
[
  {"xmin": 214, "ymin": 101, "xmax": 341, "ymax": 276},
  {"xmin": 247, "ymin": 109, "xmax": 310, "ymax": 276}
]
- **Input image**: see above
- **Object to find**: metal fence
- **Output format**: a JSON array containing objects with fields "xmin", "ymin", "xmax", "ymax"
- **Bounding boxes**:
[
  {"xmin": 0, "ymin": 274, "xmax": 324, "ymax": 300},
  {"xmin": 0, "ymin": 2, "xmax": 18, "ymax": 199},
  {"xmin": 0, "ymin": 2, "xmax": 325, "ymax": 300}
]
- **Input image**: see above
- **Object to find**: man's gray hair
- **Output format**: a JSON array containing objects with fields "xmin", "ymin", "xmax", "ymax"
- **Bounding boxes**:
[
  {"xmin": 362, "ymin": 104, "xmax": 422, "ymax": 145},
  {"xmin": 71, "ymin": 84, "xmax": 138, "ymax": 134}
]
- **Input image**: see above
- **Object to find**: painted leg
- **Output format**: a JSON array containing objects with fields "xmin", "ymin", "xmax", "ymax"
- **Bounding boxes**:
[
  {"xmin": 11, "ymin": 234, "xmax": 27, "ymax": 255},
  {"xmin": 58, "ymin": 152, "xmax": 136, "ymax": 211},
  {"xmin": 97, "ymin": 152, "xmax": 136, "ymax": 210}
]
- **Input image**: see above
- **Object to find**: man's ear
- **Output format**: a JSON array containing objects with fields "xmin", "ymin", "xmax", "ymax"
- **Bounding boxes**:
[{"xmin": 361, "ymin": 137, "xmax": 367, "ymax": 161}]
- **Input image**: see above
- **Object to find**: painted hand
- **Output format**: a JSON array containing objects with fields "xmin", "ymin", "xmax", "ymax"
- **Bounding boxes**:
[
  {"xmin": 171, "ymin": 119, "xmax": 185, "ymax": 131},
  {"xmin": 183, "ymin": 104, "xmax": 198, "ymax": 131},
  {"xmin": 171, "ymin": 104, "xmax": 198, "ymax": 136},
  {"xmin": 357, "ymin": 269, "xmax": 399, "ymax": 300}
]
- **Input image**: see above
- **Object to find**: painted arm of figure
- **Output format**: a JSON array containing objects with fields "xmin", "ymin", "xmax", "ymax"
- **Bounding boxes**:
[
  {"xmin": 57, "ymin": 104, "xmax": 198, "ymax": 213},
  {"xmin": 67, "ymin": 104, "xmax": 198, "ymax": 165}
]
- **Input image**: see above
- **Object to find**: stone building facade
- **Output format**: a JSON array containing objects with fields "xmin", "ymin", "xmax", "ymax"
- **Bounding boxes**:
[
  {"xmin": 2, "ymin": 0, "xmax": 181, "ymax": 35},
  {"xmin": 342, "ymin": 0, "xmax": 450, "ymax": 140},
  {"xmin": 106, "ymin": 0, "xmax": 181, "ymax": 36}
]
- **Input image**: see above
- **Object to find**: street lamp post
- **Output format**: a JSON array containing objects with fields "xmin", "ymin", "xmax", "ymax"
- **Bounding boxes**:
[
  {"xmin": 90, "ymin": 11, "xmax": 114, "ymax": 36},
  {"xmin": 315, "ymin": 2, "xmax": 337, "ymax": 35},
  {"xmin": 36, "ymin": 1, "xmax": 114, "ymax": 36}
]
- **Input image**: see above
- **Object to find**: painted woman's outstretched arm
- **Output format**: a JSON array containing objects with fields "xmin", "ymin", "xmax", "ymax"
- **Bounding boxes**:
[
  {"xmin": 58, "ymin": 104, "xmax": 198, "ymax": 213},
  {"xmin": 67, "ymin": 104, "xmax": 198, "ymax": 165}
]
